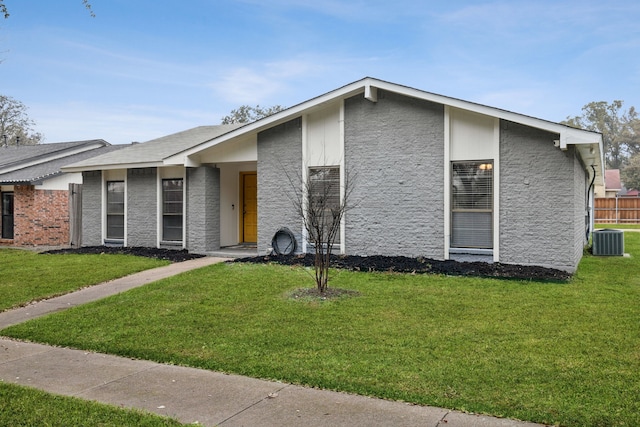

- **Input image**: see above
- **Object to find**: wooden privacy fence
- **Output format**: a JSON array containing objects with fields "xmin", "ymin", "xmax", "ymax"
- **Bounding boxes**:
[{"xmin": 595, "ymin": 197, "xmax": 640, "ymax": 224}]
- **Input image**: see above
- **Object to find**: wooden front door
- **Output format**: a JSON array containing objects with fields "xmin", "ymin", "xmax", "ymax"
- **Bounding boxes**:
[{"xmin": 241, "ymin": 173, "xmax": 257, "ymax": 243}]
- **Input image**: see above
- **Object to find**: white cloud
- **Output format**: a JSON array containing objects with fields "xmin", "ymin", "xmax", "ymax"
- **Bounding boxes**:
[
  {"xmin": 209, "ymin": 68, "xmax": 286, "ymax": 104},
  {"xmin": 209, "ymin": 57, "xmax": 327, "ymax": 105},
  {"xmin": 31, "ymin": 102, "xmax": 216, "ymax": 145}
]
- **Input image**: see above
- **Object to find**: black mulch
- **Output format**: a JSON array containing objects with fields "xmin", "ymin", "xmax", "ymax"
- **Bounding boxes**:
[
  {"xmin": 41, "ymin": 246, "xmax": 571, "ymax": 281},
  {"xmin": 235, "ymin": 253, "xmax": 572, "ymax": 281},
  {"xmin": 42, "ymin": 246, "xmax": 206, "ymax": 263}
]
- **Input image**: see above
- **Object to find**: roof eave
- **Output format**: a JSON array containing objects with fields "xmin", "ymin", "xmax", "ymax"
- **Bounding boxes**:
[
  {"xmin": 165, "ymin": 77, "xmax": 605, "ymax": 168},
  {"xmin": 62, "ymin": 161, "xmax": 164, "ymax": 173},
  {"xmin": 163, "ymin": 79, "xmax": 371, "ymax": 165}
]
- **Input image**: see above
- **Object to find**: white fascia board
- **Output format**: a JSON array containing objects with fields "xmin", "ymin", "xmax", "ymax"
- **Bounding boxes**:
[
  {"xmin": 162, "ymin": 80, "xmax": 370, "ymax": 166},
  {"xmin": 370, "ymin": 79, "xmax": 605, "ymax": 183},
  {"xmin": 62, "ymin": 161, "xmax": 164, "ymax": 173},
  {"xmin": 161, "ymin": 76, "xmax": 605, "ymax": 175},
  {"xmin": 371, "ymin": 80, "xmax": 602, "ymax": 142}
]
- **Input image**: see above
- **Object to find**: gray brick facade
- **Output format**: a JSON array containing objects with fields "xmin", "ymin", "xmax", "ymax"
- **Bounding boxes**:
[
  {"xmin": 499, "ymin": 120, "xmax": 585, "ymax": 272},
  {"xmin": 187, "ymin": 166, "xmax": 220, "ymax": 253},
  {"xmin": 75, "ymin": 82, "xmax": 594, "ymax": 273},
  {"xmin": 257, "ymin": 118, "xmax": 303, "ymax": 255},
  {"xmin": 81, "ymin": 170, "xmax": 102, "ymax": 246},
  {"xmin": 344, "ymin": 91, "xmax": 445, "ymax": 258},
  {"xmin": 127, "ymin": 168, "xmax": 157, "ymax": 247}
]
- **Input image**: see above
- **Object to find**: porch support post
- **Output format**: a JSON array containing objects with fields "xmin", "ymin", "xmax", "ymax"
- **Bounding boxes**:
[{"xmin": 187, "ymin": 166, "xmax": 220, "ymax": 253}]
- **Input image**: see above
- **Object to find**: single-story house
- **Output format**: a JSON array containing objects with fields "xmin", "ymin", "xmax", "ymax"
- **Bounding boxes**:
[
  {"xmin": 63, "ymin": 77, "xmax": 603, "ymax": 272},
  {"xmin": 0, "ymin": 140, "xmax": 122, "ymax": 246}
]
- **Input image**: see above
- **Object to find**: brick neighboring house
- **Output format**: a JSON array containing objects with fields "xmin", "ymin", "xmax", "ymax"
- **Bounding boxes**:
[
  {"xmin": 0, "ymin": 140, "xmax": 122, "ymax": 247},
  {"xmin": 64, "ymin": 77, "xmax": 604, "ymax": 272}
]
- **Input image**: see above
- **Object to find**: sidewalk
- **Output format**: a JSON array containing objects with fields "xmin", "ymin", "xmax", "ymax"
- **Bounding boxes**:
[{"xmin": 0, "ymin": 258, "xmax": 545, "ymax": 427}]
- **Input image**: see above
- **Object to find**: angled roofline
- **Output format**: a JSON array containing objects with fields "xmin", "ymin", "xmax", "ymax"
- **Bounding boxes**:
[
  {"xmin": 0, "ymin": 139, "xmax": 110, "ymax": 174},
  {"xmin": 62, "ymin": 125, "xmax": 244, "ymax": 172},
  {"xmin": 163, "ymin": 77, "xmax": 604, "ymax": 179}
]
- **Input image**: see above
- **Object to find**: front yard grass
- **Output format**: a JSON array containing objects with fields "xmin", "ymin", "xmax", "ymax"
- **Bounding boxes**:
[
  {"xmin": 0, "ymin": 249, "xmax": 168, "ymax": 312},
  {"xmin": 2, "ymin": 237, "xmax": 640, "ymax": 426},
  {"xmin": 0, "ymin": 382, "xmax": 182, "ymax": 426}
]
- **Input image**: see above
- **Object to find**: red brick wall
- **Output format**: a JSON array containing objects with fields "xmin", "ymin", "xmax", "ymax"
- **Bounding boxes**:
[{"xmin": 13, "ymin": 185, "xmax": 70, "ymax": 246}]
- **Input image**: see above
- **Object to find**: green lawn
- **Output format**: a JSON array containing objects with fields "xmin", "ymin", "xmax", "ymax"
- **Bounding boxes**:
[
  {"xmin": 0, "ymin": 382, "xmax": 182, "ymax": 426},
  {"xmin": 595, "ymin": 223, "xmax": 640, "ymax": 229},
  {"xmin": 2, "ymin": 238, "xmax": 640, "ymax": 426},
  {"xmin": 0, "ymin": 249, "xmax": 168, "ymax": 312}
]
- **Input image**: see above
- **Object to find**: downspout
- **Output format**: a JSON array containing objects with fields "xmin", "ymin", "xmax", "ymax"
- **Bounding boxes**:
[{"xmin": 586, "ymin": 165, "xmax": 596, "ymax": 241}]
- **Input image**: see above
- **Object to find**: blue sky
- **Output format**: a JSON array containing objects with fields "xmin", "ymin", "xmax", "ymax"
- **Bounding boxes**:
[{"xmin": 1, "ymin": 0, "xmax": 639, "ymax": 145}]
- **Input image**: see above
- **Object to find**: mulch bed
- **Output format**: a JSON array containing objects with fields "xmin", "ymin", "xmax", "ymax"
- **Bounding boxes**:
[
  {"xmin": 235, "ymin": 253, "xmax": 572, "ymax": 281},
  {"xmin": 42, "ymin": 246, "xmax": 571, "ymax": 281},
  {"xmin": 42, "ymin": 246, "xmax": 206, "ymax": 263}
]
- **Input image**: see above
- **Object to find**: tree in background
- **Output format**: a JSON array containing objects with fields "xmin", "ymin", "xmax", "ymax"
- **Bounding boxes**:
[
  {"xmin": 0, "ymin": 1, "xmax": 94, "ymax": 18},
  {"xmin": 621, "ymin": 155, "xmax": 640, "ymax": 191},
  {"xmin": 0, "ymin": 95, "xmax": 43, "ymax": 146},
  {"xmin": 563, "ymin": 101, "xmax": 640, "ymax": 169},
  {"xmin": 221, "ymin": 105, "xmax": 285, "ymax": 125}
]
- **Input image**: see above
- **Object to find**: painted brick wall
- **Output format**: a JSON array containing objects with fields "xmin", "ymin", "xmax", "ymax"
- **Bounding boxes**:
[
  {"xmin": 187, "ymin": 166, "xmax": 220, "ymax": 253},
  {"xmin": 81, "ymin": 171, "xmax": 102, "ymax": 246},
  {"xmin": 127, "ymin": 168, "xmax": 157, "ymax": 247},
  {"xmin": 499, "ymin": 120, "xmax": 582, "ymax": 272},
  {"xmin": 12, "ymin": 185, "xmax": 69, "ymax": 246},
  {"xmin": 257, "ymin": 118, "xmax": 303, "ymax": 255},
  {"xmin": 344, "ymin": 91, "xmax": 446, "ymax": 258}
]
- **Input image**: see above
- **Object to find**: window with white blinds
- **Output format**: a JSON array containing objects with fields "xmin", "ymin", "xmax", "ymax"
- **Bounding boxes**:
[{"xmin": 451, "ymin": 161, "xmax": 493, "ymax": 249}]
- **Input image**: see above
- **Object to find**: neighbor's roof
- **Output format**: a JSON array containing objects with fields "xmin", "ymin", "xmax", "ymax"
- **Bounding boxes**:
[
  {"xmin": 0, "ymin": 140, "xmax": 105, "ymax": 169},
  {"xmin": 63, "ymin": 125, "xmax": 245, "ymax": 171},
  {"xmin": 605, "ymin": 169, "xmax": 621, "ymax": 191},
  {"xmin": 0, "ymin": 140, "xmax": 121, "ymax": 184}
]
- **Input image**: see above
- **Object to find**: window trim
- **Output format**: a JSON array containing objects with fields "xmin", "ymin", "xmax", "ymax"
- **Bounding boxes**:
[
  {"xmin": 306, "ymin": 166, "xmax": 342, "ymax": 248},
  {"xmin": 450, "ymin": 160, "xmax": 494, "ymax": 250},
  {"xmin": 161, "ymin": 178, "xmax": 184, "ymax": 243},
  {"xmin": 105, "ymin": 180, "xmax": 125, "ymax": 241},
  {"xmin": 1, "ymin": 191, "xmax": 14, "ymax": 240}
]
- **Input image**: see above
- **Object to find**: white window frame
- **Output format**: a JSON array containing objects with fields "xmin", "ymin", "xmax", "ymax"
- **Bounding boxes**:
[
  {"xmin": 450, "ymin": 161, "xmax": 494, "ymax": 249},
  {"xmin": 161, "ymin": 178, "xmax": 184, "ymax": 243}
]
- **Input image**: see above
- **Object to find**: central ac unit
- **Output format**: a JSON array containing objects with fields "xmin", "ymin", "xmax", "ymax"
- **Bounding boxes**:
[{"xmin": 592, "ymin": 229, "xmax": 624, "ymax": 256}]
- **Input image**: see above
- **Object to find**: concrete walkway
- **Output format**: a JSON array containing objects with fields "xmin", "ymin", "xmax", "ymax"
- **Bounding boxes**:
[{"xmin": 0, "ymin": 257, "xmax": 545, "ymax": 427}]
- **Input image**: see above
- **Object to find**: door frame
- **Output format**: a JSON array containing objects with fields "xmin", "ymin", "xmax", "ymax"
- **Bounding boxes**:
[{"xmin": 238, "ymin": 172, "xmax": 257, "ymax": 243}]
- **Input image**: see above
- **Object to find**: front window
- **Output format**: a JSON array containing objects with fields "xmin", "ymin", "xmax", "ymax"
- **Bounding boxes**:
[
  {"xmin": 308, "ymin": 167, "xmax": 341, "ymax": 245},
  {"xmin": 162, "ymin": 179, "xmax": 183, "ymax": 241},
  {"xmin": 2, "ymin": 192, "xmax": 14, "ymax": 239},
  {"xmin": 451, "ymin": 161, "xmax": 493, "ymax": 249},
  {"xmin": 106, "ymin": 181, "xmax": 124, "ymax": 239}
]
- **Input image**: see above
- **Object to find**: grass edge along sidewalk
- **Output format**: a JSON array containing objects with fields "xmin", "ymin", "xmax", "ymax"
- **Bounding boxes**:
[{"xmin": 0, "ymin": 381, "xmax": 183, "ymax": 427}]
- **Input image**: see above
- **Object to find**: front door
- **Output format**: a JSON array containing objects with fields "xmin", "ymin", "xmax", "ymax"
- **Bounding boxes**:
[
  {"xmin": 241, "ymin": 173, "xmax": 257, "ymax": 243},
  {"xmin": 2, "ymin": 192, "xmax": 14, "ymax": 239}
]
